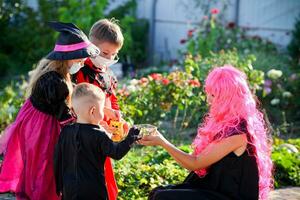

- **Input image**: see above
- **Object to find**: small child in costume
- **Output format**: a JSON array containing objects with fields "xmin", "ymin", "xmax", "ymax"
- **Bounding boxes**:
[
  {"xmin": 72, "ymin": 18, "xmax": 126, "ymax": 130},
  {"xmin": 54, "ymin": 83, "xmax": 140, "ymax": 200}
]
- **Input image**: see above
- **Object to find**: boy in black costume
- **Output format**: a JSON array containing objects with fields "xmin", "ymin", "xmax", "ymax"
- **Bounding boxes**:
[{"xmin": 54, "ymin": 83, "xmax": 140, "ymax": 200}]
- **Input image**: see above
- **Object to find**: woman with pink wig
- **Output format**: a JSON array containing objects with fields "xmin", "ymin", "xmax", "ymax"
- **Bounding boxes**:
[{"xmin": 140, "ymin": 65, "xmax": 273, "ymax": 200}]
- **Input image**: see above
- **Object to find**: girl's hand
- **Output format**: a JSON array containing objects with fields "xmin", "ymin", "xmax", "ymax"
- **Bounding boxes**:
[{"xmin": 138, "ymin": 131, "xmax": 168, "ymax": 147}]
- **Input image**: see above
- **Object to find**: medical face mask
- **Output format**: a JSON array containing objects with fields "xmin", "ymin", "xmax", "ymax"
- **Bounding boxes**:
[
  {"xmin": 69, "ymin": 62, "xmax": 84, "ymax": 75},
  {"xmin": 90, "ymin": 55, "xmax": 118, "ymax": 69}
]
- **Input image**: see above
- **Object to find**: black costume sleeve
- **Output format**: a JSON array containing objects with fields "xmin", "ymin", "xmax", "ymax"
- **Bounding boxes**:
[
  {"xmin": 98, "ymin": 127, "xmax": 140, "ymax": 160},
  {"xmin": 30, "ymin": 71, "xmax": 73, "ymax": 122}
]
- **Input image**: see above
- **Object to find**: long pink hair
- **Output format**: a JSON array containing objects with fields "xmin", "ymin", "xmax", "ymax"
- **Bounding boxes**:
[{"xmin": 192, "ymin": 65, "xmax": 273, "ymax": 200}]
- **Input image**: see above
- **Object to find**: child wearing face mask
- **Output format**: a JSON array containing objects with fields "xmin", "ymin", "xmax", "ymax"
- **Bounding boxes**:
[
  {"xmin": 72, "ymin": 18, "xmax": 126, "ymax": 200},
  {"xmin": 54, "ymin": 83, "xmax": 140, "ymax": 200},
  {"xmin": 72, "ymin": 18, "xmax": 124, "ymax": 123}
]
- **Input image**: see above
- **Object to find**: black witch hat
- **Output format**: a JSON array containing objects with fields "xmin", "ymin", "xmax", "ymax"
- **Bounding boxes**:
[{"xmin": 46, "ymin": 21, "xmax": 99, "ymax": 60}]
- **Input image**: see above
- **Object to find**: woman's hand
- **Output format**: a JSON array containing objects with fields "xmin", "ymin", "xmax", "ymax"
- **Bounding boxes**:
[{"xmin": 138, "ymin": 131, "xmax": 168, "ymax": 147}]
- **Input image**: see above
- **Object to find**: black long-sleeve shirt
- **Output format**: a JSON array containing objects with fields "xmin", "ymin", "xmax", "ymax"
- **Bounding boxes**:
[{"xmin": 54, "ymin": 123, "xmax": 136, "ymax": 200}]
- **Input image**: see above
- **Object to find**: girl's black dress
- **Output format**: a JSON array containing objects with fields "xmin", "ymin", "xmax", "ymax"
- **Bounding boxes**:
[{"xmin": 149, "ymin": 121, "xmax": 259, "ymax": 200}]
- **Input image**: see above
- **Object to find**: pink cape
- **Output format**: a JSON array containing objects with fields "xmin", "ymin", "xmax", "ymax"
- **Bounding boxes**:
[{"xmin": 0, "ymin": 99, "xmax": 61, "ymax": 200}]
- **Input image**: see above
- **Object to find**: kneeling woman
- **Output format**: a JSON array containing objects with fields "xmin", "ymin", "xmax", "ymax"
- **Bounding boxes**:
[{"xmin": 140, "ymin": 66, "xmax": 273, "ymax": 200}]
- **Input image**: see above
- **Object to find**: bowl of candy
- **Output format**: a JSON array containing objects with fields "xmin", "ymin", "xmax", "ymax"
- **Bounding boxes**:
[{"xmin": 135, "ymin": 124, "xmax": 157, "ymax": 139}]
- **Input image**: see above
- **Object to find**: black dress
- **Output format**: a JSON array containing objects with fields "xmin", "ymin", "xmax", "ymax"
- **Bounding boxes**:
[
  {"xmin": 54, "ymin": 123, "xmax": 138, "ymax": 200},
  {"xmin": 149, "ymin": 121, "xmax": 259, "ymax": 200}
]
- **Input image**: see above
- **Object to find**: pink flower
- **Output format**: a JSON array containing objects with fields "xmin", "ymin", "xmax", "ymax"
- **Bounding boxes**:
[
  {"xmin": 203, "ymin": 15, "xmax": 208, "ymax": 20},
  {"xmin": 117, "ymin": 88, "xmax": 130, "ymax": 97},
  {"xmin": 162, "ymin": 78, "xmax": 170, "ymax": 85},
  {"xmin": 210, "ymin": 8, "xmax": 219, "ymax": 15},
  {"xmin": 139, "ymin": 77, "xmax": 149, "ymax": 86},
  {"xmin": 188, "ymin": 79, "xmax": 201, "ymax": 87},
  {"xmin": 149, "ymin": 73, "xmax": 163, "ymax": 81},
  {"xmin": 180, "ymin": 39, "xmax": 187, "ymax": 44}
]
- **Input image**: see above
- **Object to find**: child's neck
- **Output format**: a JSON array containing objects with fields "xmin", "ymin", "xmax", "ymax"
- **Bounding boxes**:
[{"xmin": 76, "ymin": 116, "xmax": 98, "ymax": 126}]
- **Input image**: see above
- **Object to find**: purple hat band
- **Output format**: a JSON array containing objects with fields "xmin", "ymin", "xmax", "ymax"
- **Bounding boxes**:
[{"xmin": 54, "ymin": 41, "xmax": 90, "ymax": 52}]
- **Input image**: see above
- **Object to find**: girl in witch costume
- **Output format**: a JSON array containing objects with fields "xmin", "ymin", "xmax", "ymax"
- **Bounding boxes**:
[
  {"xmin": 140, "ymin": 66, "xmax": 273, "ymax": 200},
  {"xmin": 0, "ymin": 22, "xmax": 99, "ymax": 200},
  {"xmin": 72, "ymin": 18, "xmax": 128, "ymax": 200}
]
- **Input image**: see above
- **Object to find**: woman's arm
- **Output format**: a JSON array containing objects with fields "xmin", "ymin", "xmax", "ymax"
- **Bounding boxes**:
[{"xmin": 140, "ymin": 132, "xmax": 247, "ymax": 171}]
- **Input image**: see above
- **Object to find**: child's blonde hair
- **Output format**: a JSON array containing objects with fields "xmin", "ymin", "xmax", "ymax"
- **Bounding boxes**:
[
  {"xmin": 26, "ymin": 59, "xmax": 72, "ymax": 99},
  {"xmin": 72, "ymin": 83, "xmax": 105, "ymax": 105},
  {"xmin": 89, "ymin": 18, "xmax": 124, "ymax": 47}
]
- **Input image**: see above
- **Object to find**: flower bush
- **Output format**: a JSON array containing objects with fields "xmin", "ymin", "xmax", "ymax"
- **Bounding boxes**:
[{"xmin": 118, "ymin": 70, "xmax": 204, "ymax": 132}]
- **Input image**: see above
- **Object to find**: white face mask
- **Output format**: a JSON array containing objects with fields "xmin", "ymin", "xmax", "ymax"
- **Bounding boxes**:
[
  {"xmin": 90, "ymin": 55, "xmax": 118, "ymax": 69},
  {"xmin": 69, "ymin": 62, "xmax": 84, "ymax": 75}
]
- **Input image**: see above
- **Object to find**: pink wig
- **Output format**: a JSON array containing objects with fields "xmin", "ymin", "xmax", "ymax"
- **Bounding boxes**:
[{"xmin": 192, "ymin": 65, "xmax": 273, "ymax": 200}]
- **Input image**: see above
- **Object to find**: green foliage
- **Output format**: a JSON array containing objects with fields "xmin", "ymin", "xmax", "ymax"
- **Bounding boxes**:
[
  {"xmin": 0, "ymin": 79, "xmax": 26, "ymax": 131},
  {"xmin": 272, "ymin": 138, "xmax": 300, "ymax": 188},
  {"xmin": 288, "ymin": 14, "xmax": 300, "ymax": 67},
  {"xmin": 0, "ymin": 0, "xmax": 148, "ymax": 78},
  {"xmin": 106, "ymin": 0, "xmax": 148, "ymax": 65},
  {"xmin": 115, "ymin": 146, "xmax": 190, "ymax": 200},
  {"xmin": 184, "ymin": 49, "xmax": 264, "ymax": 90},
  {"xmin": 113, "ymin": 138, "xmax": 300, "ymax": 199},
  {"xmin": 58, "ymin": 0, "xmax": 107, "ymax": 33},
  {"xmin": 0, "ymin": 0, "xmax": 58, "ymax": 76}
]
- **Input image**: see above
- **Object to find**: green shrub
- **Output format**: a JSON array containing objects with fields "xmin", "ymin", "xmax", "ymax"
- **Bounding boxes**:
[
  {"xmin": 113, "ymin": 139, "xmax": 300, "ymax": 199},
  {"xmin": 272, "ymin": 138, "xmax": 300, "ymax": 188},
  {"xmin": 288, "ymin": 15, "xmax": 300, "ymax": 67},
  {"xmin": 115, "ymin": 146, "xmax": 190, "ymax": 200},
  {"xmin": 0, "ymin": 79, "xmax": 26, "ymax": 131}
]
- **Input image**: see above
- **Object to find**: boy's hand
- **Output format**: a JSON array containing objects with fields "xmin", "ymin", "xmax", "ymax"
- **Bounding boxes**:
[
  {"xmin": 99, "ymin": 121, "xmax": 115, "ymax": 136},
  {"xmin": 104, "ymin": 107, "xmax": 120, "ymax": 121},
  {"xmin": 127, "ymin": 126, "xmax": 140, "ymax": 143}
]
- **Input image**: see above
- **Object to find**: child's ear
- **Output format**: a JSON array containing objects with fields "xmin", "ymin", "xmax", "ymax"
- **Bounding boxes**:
[{"xmin": 89, "ymin": 106, "xmax": 96, "ymax": 116}]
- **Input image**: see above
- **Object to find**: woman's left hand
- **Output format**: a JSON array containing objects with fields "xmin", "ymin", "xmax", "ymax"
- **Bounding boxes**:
[{"xmin": 138, "ymin": 131, "xmax": 168, "ymax": 146}]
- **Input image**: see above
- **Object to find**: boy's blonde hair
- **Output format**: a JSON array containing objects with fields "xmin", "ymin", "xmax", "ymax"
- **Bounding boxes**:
[
  {"xmin": 71, "ymin": 83, "xmax": 105, "ymax": 106},
  {"xmin": 89, "ymin": 18, "xmax": 124, "ymax": 47}
]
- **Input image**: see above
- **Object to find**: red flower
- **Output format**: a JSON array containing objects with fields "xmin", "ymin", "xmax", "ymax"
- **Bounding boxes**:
[
  {"xmin": 187, "ymin": 29, "xmax": 195, "ymax": 38},
  {"xmin": 162, "ymin": 78, "xmax": 170, "ymax": 85},
  {"xmin": 180, "ymin": 39, "xmax": 187, "ymax": 44},
  {"xmin": 150, "ymin": 73, "xmax": 163, "ymax": 81},
  {"xmin": 227, "ymin": 22, "xmax": 235, "ymax": 29},
  {"xmin": 210, "ymin": 8, "xmax": 219, "ymax": 15},
  {"xmin": 188, "ymin": 79, "xmax": 201, "ymax": 87}
]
